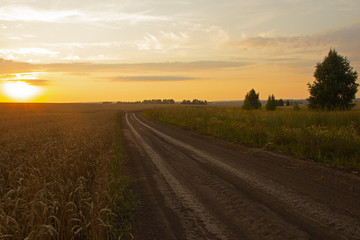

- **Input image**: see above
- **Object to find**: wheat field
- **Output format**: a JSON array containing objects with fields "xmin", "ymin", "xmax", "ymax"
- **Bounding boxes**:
[{"xmin": 0, "ymin": 103, "xmax": 155, "ymax": 240}]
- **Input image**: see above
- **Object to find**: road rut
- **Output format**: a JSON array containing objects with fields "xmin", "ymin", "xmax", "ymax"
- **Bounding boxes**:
[{"xmin": 122, "ymin": 112, "xmax": 360, "ymax": 240}]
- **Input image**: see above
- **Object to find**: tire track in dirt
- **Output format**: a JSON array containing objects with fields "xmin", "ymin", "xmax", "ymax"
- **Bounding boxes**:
[
  {"xmin": 125, "ymin": 113, "xmax": 229, "ymax": 239},
  {"xmin": 145, "ymin": 126, "xmax": 309, "ymax": 240}
]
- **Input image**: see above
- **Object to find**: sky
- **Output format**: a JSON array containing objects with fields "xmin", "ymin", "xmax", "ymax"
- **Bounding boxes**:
[{"xmin": 0, "ymin": 0, "xmax": 359, "ymax": 102}]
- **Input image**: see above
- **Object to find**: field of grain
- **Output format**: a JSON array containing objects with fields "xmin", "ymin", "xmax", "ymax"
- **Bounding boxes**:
[
  {"xmin": 144, "ymin": 106, "xmax": 360, "ymax": 170},
  {"xmin": 0, "ymin": 103, "xmax": 155, "ymax": 240}
]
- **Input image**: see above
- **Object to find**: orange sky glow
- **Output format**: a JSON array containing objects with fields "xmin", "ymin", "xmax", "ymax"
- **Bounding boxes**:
[{"xmin": 0, "ymin": 0, "xmax": 359, "ymax": 102}]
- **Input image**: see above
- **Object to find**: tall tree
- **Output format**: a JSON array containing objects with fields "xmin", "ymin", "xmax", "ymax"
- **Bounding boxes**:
[
  {"xmin": 308, "ymin": 49, "xmax": 358, "ymax": 110},
  {"xmin": 243, "ymin": 89, "xmax": 261, "ymax": 110}
]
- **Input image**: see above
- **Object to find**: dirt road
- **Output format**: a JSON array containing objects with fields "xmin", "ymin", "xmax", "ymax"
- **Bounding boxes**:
[{"xmin": 122, "ymin": 112, "xmax": 360, "ymax": 240}]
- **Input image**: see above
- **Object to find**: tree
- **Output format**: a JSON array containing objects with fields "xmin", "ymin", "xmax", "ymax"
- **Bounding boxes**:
[
  {"xmin": 307, "ymin": 49, "xmax": 358, "ymax": 110},
  {"xmin": 266, "ymin": 94, "xmax": 277, "ymax": 111},
  {"xmin": 243, "ymin": 89, "xmax": 261, "ymax": 110},
  {"xmin": 276, "ymin": 99, "xmax": 284, "ymax": 106}
]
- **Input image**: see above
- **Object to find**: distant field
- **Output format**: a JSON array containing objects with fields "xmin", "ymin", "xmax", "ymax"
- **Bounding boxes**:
[
  {"xmin": 143, "ymin": 106, "xmax": 360, "ymax": 170},
  {"xmin": 0, "ymin": 103, "xmax": 155, "ymax": 240}
]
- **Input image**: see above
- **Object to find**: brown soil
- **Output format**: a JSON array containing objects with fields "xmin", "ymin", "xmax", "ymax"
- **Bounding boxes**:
[{"xmin": 122, "ymin": 112, "xmax": 360, "ymax": 240}]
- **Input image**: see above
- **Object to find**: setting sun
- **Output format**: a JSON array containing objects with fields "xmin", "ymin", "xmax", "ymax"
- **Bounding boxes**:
[{"xmin": 2, "ymin": 81, "xmax": 42, "ymax": 101}]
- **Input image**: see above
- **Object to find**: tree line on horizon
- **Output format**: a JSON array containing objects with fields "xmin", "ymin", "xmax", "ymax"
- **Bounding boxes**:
[
  {"xmin": 142, "ymin": 99, "xmax": 175, "ymax": 104},
  {"xmin": 111, "ymin": 99, "xmax": 208, "ymax": 105},
  {"xmin": 181, "ymin": 99, "xmax": 208, "ymax": 105},
  {"xmin": 243, "ymin": 49, "xmax": 358, "ymax": 111}
]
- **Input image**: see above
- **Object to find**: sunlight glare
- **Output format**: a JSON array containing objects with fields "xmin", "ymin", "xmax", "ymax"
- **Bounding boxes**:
[{"xmin": 2, "ymin": 81, "xmax": 42, "ymax": 101}]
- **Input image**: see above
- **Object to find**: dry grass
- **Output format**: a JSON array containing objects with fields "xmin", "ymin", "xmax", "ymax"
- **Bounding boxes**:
[{"xmin": 0, "ymin": 103, "xmax": 152, "ymax": 239}]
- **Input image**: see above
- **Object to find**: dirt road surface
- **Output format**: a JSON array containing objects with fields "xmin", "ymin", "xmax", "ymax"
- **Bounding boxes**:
[{"xmin": 122, "ymin": 112, "xmax": 360, "ymax": 240}]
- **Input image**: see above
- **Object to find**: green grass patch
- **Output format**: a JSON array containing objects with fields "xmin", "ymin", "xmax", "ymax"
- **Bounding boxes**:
[
  {"xmin": 109, "ymin": 112, "xmax": 137, "ymax": 239},
  {"xmin": 143, "ymin": 106, "xmax": 360, "ymax": 170}
]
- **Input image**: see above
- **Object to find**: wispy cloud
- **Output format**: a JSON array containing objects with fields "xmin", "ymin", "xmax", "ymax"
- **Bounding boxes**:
[
  {"xmin": 23, "ymin": 79, "xmax": 48, "ymax": 85},
  {"xmin": 110, "ymin": 75, "xmax": 199, "ymax": 82},
  {"xmin": 0, "ymin": 5, "xmax": 80, "ymax": 22},
  {"xmin": 0, "ymin": 72, "xmax": 49, "ymax": 85},
  {"xmin": 0, "ymin": 58, "xmax": 250, "ymax": 74},
  {"xmin": 227, "ymin": 23, "xmax": 360, "ymax": 58},
  {"xmin": 0, "ymin": 48, "xmax": 59, "ymax": 59},
  {"xmin": 0, "ymin": 5, "xmax": 169, "ymax": 24},
  {"xmin": 136, "ymin": 23, "xmax": 229, "ymax": 53},
  {"xmin": 41, "ymin": 42, "xmax": 125, "ymax": 49},
  {"xmin": 3, "ymin": 79, "xmax": 49, "ymax": 86},
  {"xmin": 40, "ymin": 61, "xmax": 250, "ymax": 73}
]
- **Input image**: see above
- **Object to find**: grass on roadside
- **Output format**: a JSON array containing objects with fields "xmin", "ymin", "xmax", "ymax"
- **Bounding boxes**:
[
  {"xmin": 110, "ymin": 112, "xmax": 137, "ymax": 239},
  {"xmin": 143, "ymin": 106, "xmax": 360, "ymax": 170}
]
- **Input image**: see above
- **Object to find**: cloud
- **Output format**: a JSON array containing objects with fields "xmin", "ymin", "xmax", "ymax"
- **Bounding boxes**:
[
  {"xmin": 0, "ymin": 5, "xmax": 169, "ymax": 24},
  {"xmin": 227, "ymin": 23, "xmax": 360, "ymax": 58},
  {"xmin": 0, "ymin": 58, "xmax": 33, "ymax": 73},
  {"xmin": 0, "ymin": 5, "xmax": 79, "ymax": 22},
  {"xmin": 41, "ymin": 61, "xmax": 250, "ymax": 73},
  {"xmin": 42, "ymin": 42, "xmax": 124, "ymax": 49},
  {"xmin": 0, "ymin": 71, "xmax": 49, "ymax": 85},
  {"xmin": 228, "ymin": 34, "xmax": 326, "ymax": 54},
  {"xmin": 137, "ymin": 34, "xmax": 163, "ymax": 51},
  {"xmin": 23, "ymin": 79, "xmax": 49, "ymax": 86},
  {"xmin": 0, "ymin": 58, "xmax": 249, "ymax": 73},
  {"xmin": 0, "ymin": 48, "xmax": 59, "ymax": 59},
  {"xmin": 317, "ymin": 23, "xmax": 360, "ymax": 57},
  {"xmin": 110, "ymin": 75, "xmax": 199, "ymax": 82},
  {"xmin": 136, "ymin": 23, "xmax": 229, "ymax": 53},
  {"xmin": 3, "ymin": 79, "xmax": 49, "ymax": 86}
]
